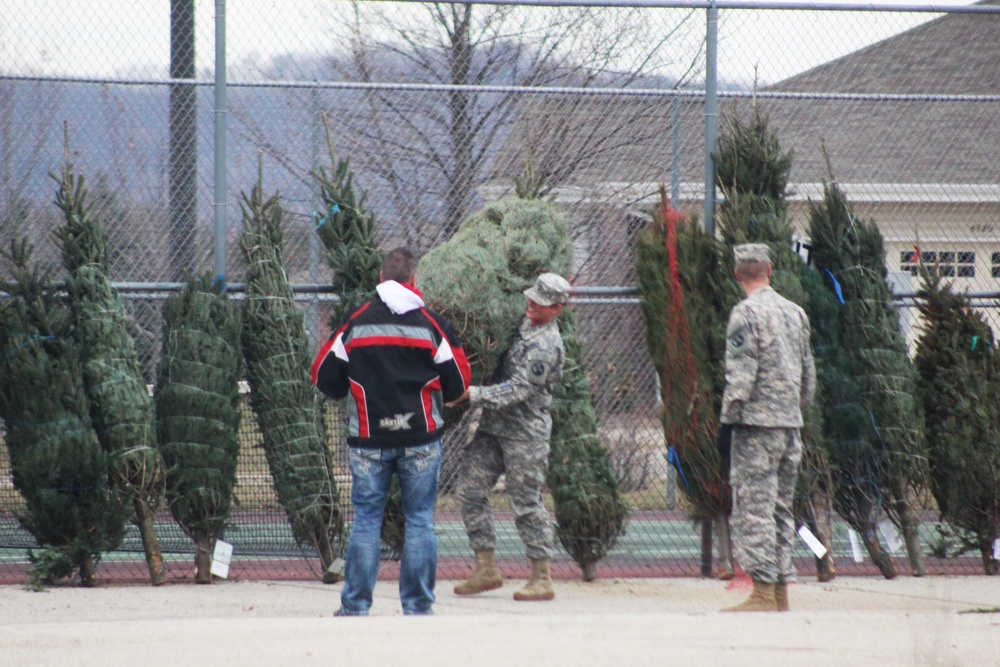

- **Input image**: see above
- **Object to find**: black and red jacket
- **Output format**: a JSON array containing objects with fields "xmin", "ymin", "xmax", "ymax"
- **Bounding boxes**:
[{"xmin": 311, "ymin": 280, "xmax": 471, "ymax": 449}]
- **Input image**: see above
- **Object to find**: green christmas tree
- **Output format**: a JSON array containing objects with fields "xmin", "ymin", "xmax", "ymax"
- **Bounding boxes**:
[
  {"xmin": 312, "ymin": 133, "xmax": 405, "ymax": 558},
  {"xmin": 312, "ymin": 118, "xmax": 383, "ymax": 327},
  {"xmin": 713, "ymin": 99, "xmax": 837, "ymax": 580},
  {"xmin": 0, "ymin": 238, "xmax": 130, "ymax": 588},
  {"xmin": 52, "ymin": 155, "xmax": 167, "ymax": 585},
  {"xmin": 421, "ymin": 196, "xmax": 626, "ymax": 578},
  {"xmin": 156, "ymin": 276, "xmax": 243, "ymax": 583},
  {"xmin": 636, "ymin": 193, "xmax": 736, "ymax": 577},
  {"xmin": 239, "ymin": 162, "xmax": 344, "ymax": 582},
  {"xmin": 809, "ymin": 177, "xmax": 929, "ymax": 578},
  {"xmin": 914, "ymin": 273, "xmax": 1000, "ymax": 574}
]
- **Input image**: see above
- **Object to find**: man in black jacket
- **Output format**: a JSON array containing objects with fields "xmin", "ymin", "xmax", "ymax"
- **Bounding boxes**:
[{"xmin": 312, "ymin": 247, "xmax": 471, "ymax": 616}]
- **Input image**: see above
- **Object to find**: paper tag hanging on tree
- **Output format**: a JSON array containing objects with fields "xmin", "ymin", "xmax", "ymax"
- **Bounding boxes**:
[
  {"xmin": 848, "ymin": 528, "xmax": 864, "ymax": 562},
  {"xmin": 993, "ymin": 539, "xmax": 1000, "ymax": 561},
  {"xmin": 210, "ymin": 540, "xmax": 234, "ymax": 579},
  {"xmin": 797, "ymin": 525, "xmax": 828, "ymax": 559},
  {"xmin": 877, "ymin": 519, "xmax": 903, "ymax": 555}
]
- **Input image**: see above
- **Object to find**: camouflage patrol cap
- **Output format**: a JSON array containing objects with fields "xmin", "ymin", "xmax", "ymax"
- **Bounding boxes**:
[
  {"xmin": 524, "ymin": 272, "xmax": 571, "ymax": 306},
  {"xmin": 733, "ymin": 243, "xmax": 771, "ymax": 265}
]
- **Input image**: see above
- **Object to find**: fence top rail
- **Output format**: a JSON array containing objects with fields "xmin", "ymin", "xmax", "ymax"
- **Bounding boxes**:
[{"xmin": 363, "ymin": 0, "xmax": 999, "ymax": 14}]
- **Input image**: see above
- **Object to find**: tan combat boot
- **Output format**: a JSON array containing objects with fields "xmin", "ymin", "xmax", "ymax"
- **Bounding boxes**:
[
  {"xmin": 454, "ymin": 549, "xmax": 502, "ymax": 595},
  {"xmin": 721, "ymin": 579, "xmax": 778, "ymax": 612},
  {"xmin": 513, "ymin": 558, "xmax": 555, "ymax": 601},
  {"xmin": 775, "ymin": 582, "xmax": 790, "ymax": 612}
]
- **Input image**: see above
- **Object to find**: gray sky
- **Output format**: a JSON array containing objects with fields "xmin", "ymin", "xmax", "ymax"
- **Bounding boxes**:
[{"xmin": 1, "ymin": 0, "xmax": 977, "ymax": 85}]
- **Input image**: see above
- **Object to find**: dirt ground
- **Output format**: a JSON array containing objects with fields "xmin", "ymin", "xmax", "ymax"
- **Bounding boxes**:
[{"xmin": 1, "ymin": 575, "xmax": 998, "ymax": 666}]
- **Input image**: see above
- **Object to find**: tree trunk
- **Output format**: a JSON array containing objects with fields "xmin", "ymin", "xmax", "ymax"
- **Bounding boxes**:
[
  {"xmin": 194, "ymin": 540, "xmax": 213, "ymax": 584},
  {"xmin": 863, "ymin": 528, "xmax": 897, "ymax": 579},
  {"xmin": 891, "ymin": 496, "xmax": 926, "ymax": 576},
  {"xmin": 803, "ymin": 487, "xmax": 836, "ymax": 582},
  {"xmin": 581, "ymin": 561, "xmax": 598, "ymax": 582},
  {"xmin": 979, "ymin": 536, "xmax": 999, "ymax": 575},
  {"xmin": 700, "ymin": 517, "xmax": 713, "ymax": 577},
  {"xmin": 317, "ymin": 529, "xmax": 340, "ymax": 584},
  {"xmin": 78, "ymin": 555, "xmax": 97, "ymax": 588},
  {"xmin": 713, "ymin": 515, "xmax": 734, "ymax": 579},
  {"xmin": 134, "ymin": 498, "xmax": 167, "ymax": 585},
  {"xmin": 445, "ymin": 5, "xmax": 474, "ymax": 241}
]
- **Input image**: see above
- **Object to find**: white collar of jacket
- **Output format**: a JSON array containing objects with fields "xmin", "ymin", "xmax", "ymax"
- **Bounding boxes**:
[{"xmin": 376, "ymin": 280, "xmax": 425, "ymax": 315}]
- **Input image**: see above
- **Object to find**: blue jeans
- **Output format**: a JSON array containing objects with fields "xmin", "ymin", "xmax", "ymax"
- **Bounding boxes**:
[{"xmin": 339, "ymin": 441, "xmax": 441, "ymax": 616}]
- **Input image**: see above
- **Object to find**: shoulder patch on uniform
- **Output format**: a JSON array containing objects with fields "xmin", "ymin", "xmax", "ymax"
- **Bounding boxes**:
[
  {"xmin": 726, "ymin": 311, "xmax": 750, "ymax": 351},
  {"xmin": 728, "ymin": 330, "xmax": 746, "ymax": 350},
  {"xmin": 526, "ymin": 348, "xmax": 555, "ymax": 386}
]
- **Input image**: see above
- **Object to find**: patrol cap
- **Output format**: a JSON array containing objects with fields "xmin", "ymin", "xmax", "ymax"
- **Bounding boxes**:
[
  {"xmin": 524, "ymin": 272, "xmax": 571, "ymax": 306},
  {"xmin": 733, "ymin": 243, "xmax": 771, "ymax": 265}
]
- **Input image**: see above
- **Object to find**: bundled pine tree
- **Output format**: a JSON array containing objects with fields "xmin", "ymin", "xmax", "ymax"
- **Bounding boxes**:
[
  {"xmin": 156, "ymin": 276, "xmax": 243, "ymax": 583},
  {"xmin": 636, "ymin": 194, "xmax": 737, "ymax": 577},
  {"xmin": 421, "ymin": 196, "xmax": 626, "ymax": 578},
  {"xmin": 549, "ymin": 310, "xmax": 628, "ymax": 580},
  {"xmin": 311, "ymin": 135, "xmax": 405, "ymax": 557},
  {"xmin": 52, "ymin": 156, "xmax": 167, "ymax": 585},
  {"xmin": 713, "ymin": 100, "xmax": 837, "ymax": 580},
  {"xmin": 0, "ymin": 238, "xmax": 130, "ymax": 588},
  {"xmin": 312, "ymin": 118, "xmax": 382, "ymax": 327},
  {"xmin": 914, "ymin": 273, "xmax": 1000, "ymax": 574},
  {"xmin": 809, "ymin": 177, "xmax": 929, "ymax": 577},
  {"xmin": 239, "ymin": 164, "xmax": 344, "ymax": 582}
]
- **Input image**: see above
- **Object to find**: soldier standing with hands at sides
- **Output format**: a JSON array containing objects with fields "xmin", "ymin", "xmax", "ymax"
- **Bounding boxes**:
[
  {"xmin": 447, "ymin": 272, "xmax": 570, "ymax": 602},
  {"xmin": 312, "ymin": 247, "xmax": 471, "ymax": 616},
  {"xmin": 720, "ymin": 244, "xmax": 816, "ymax": 613}
]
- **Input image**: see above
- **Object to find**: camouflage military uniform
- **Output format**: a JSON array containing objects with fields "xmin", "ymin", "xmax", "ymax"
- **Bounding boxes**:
[
  {"xmin": 455, "ymin": 316, "xmax": 565, "ymax": 560},
  {"xmin": 722, "ymin": 283, "xmax": 816, "ymax": 584}
]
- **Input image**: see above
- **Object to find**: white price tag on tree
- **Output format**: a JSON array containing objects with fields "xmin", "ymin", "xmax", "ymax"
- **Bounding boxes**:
[
  {"xmin": 211, "ymin": 540, "xmax": 234, "ymax": 579},
  {"xmin": 797, "ymin": 524, "xmax": 828, "ymax": 559},
  {"xmin": 848, "ymin": 528, "xmax": 864, "ymax": 563},
  {"xmin": 877, "ymin": 519, "xmax": 903, "ymax": 555}
]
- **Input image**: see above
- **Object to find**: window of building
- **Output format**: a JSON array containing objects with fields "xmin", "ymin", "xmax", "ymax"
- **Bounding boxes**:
[
  {"xmin": 992, "ymin": 252, "xmax": 1000, "ymax": 278},
  {"xmin": 900, "ymin": 250, "xmax": 975, "ymax": 278}
]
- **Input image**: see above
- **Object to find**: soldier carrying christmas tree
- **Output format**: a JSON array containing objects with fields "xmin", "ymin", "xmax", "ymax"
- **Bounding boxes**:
[{"xmin": 447, "ymin": 272, "xmax": 570, "ymax": 602}]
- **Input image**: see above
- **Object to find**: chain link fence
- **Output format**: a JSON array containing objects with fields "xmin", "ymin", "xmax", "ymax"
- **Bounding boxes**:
[{"xmin": 2, "ymin": 1, "xmax": 998, "ymax": 583}]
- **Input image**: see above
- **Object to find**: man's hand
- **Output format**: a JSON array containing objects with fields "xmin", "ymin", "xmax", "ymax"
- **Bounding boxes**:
[{"xmin": 445, "ymin": 388, "xmax": 471, "ymax": 409}]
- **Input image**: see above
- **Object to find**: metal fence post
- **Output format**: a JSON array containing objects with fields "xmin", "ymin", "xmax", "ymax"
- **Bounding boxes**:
[
  {"xmin": 703, "ymin": 1, "xmax": 718, "ymax": 236},
  {"xmin": 213, "ymin": 0, "xmax": 228, "ymax": 280}
]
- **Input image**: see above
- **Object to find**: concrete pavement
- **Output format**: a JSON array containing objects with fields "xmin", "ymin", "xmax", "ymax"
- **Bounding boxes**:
[{"xmin": 1, "ymin": 576, "xmax": 998, "ymax": 666}]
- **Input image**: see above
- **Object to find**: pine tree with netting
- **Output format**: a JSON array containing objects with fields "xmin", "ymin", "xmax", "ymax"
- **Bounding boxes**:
[
  {"xmin": 713, "ymin": 99, "xmax": 838, "ymax": 580},
  {"xmin": 52, "ymin": 154, "xmax": 167, "ymax": 585},
  {"xmin": 421, "ymin": 195, "xmax": 626, "ymax": 579},
  {"xmin": 636, "ymin": 193, "xmax": 736, "ymax": 577},
  {"xmin": 914, "ymin": 272, "xmax": 1000, "ymax": 574},
  {"xmin": 312, "ymin": 117, "xmax": 382, "ymax": 327},
  {"xmin": 239, "ymin": 162, "xmax": 344, "ymax": 583},
  {"xmin": 0, "ymin": 237, "xmax": 130, "ymax": 588},
  {"xmin": 311, "ymin": 134, "xmax": 407, "ymax": 558},
  {"xmin": 809, "ymin": 176, "xmax": 929, "ymax": 578},
  {"xmin": 156, "ymin": 275, "xmax": 243, "ymax": 583}
]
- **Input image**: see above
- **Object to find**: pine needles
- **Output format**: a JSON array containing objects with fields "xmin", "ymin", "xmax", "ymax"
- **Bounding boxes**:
[
  {"xmin": 53, "ymin": 155, "xmax": 167, "ymax": 585},
  {"xmin": 157, "ymin": 276, "xmax": 243, "ymax": 582},
  {"xmin": 914, "ymin": 274, "xmax": 1000, "ymax": 574},
  {"xmin": 239, "ymin": 164, "xmax": 344, "ymax": 582},
  {"xmin": 0, "ymin": 238, "xmax": 130, "ymax": 587}
]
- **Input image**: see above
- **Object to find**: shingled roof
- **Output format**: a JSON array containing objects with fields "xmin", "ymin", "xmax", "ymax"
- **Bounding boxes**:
[
  {"xmin": 764, "ymin": 0, "xmax": 1000, "ymax": 189},
  {"xmin": 490, "ymin": 2, "xmax": 1000, "ymax": 202}
]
